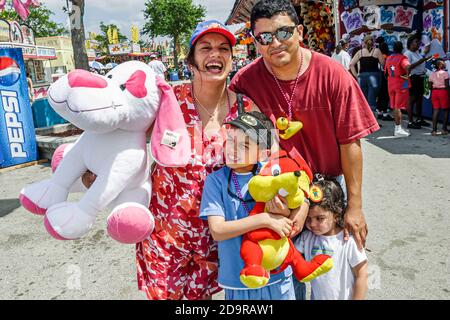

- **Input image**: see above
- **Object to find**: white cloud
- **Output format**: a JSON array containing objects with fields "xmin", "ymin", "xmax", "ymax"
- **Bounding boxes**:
[{"xmin": 40, "ymin": 0, "xmax": 243, "ymax": 39}]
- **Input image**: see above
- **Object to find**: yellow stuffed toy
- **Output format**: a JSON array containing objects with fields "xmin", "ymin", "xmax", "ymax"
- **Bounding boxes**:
[{"xmin": 239, "ymin": 150, "xmax": 333, "ymax": 288}]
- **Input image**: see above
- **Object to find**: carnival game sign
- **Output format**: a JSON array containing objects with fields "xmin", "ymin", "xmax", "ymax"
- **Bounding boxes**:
[
  {"xmin": 108, "ymin": 43, "xmax": 131, "ymax": 55},
  {"xmin": 0, "ymin": 48, "xmax": 37, "ymax": 168}
]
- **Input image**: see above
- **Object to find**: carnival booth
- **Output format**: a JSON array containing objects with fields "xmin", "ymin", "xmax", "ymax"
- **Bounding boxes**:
[
  {"xmin": 0, "ymin": 19, "xmax": 66, "ymax": 128},
  {"xmin": 106, "ymin": 42, "xmax": 152, "ymax": 63},
  {"xmin": 0, "ymin": 19, "xmax": 57, "ymax": 100},
  {"xmin": 234, "ymin": 22, "xmax": 258, "ymax": 59},
  {"xmin": 227, "ymin": 0, "xmax": 336, "ymax": 55},
  {"xmin": 336, "ymin": 0, "xmax": 448, "ymax": 54},
  {"xmin": 299, "ymin": 1, "xmax": 336, "ymax": 55},
  {"xmin": 336, "ymin": 0, "xmax": 449, "ymax": 118}
]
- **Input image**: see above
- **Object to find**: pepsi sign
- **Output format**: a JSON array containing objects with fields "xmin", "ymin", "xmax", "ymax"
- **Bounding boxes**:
[
  {"xmin": 0, "ymin": 56, "xmax": 21, "ymax": 86},
  {"xmin": 0, "ymin": 48, "xmax": 37, "ymax": 168}
]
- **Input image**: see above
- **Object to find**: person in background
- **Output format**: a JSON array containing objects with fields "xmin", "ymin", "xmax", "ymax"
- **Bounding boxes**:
[
  {"xmin": 384, "ymin": 41, "xmax": 411, "ymax": 137},
  {"xmin": 350, "ymin": 35, "xmax": 385, "ymax": 116},
  {"xmin": 148, "ymin": 53, "xmax": 168, "ymax": 80},
  {"xmin": 376, "ymin": 38, "xmax": 394, "ymax": 121},
  {"xmin": 229, "ymin": 56, "xmax": 239, "ymax": 81},
  {"xmin": 26, "ymin": 71, "xmax": 34, "ymax": 105},
  {"xmin": 428, "ymin": 59, "xmax": 449, "ymax": 136},
  {"xmin": 331, "ymin": 39, "xmax": 351, "ymax": 71},
  {"xmin": 404, "ymin": 34, "xmax": 432, "ymax": 129}
]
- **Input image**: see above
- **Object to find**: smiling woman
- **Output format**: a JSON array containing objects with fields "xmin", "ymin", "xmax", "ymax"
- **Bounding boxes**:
[{"xmin": 135, "ymin": 20, "xmax": 261, "ymax": 301}]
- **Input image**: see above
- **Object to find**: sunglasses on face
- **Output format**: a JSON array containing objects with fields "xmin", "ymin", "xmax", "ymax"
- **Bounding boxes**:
[{"xmin": 253, "ymin": 25, "xmax": 297, "ymax": 46}]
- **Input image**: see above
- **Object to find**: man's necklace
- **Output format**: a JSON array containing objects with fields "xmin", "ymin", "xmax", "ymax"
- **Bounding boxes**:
[{"xmin": 269, "ymin": 51, "xmax": 305, "ymax": 140}]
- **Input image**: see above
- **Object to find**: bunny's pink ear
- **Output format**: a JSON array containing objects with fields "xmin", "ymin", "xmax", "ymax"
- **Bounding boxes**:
[{"xmin": 150, "ymin": 78, "xmax": 191, "ymax": 167}]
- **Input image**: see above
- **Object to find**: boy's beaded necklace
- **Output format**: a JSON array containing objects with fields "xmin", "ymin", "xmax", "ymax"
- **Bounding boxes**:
[{"xmin": 231, "ymin": 171, "xmax": 251, "ymax": 214}]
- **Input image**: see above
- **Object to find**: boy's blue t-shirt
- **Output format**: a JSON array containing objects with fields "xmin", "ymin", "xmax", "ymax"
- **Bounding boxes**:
[{"xmin": 199, "ymin": 165, "xmax": 292, "ymax": 290}]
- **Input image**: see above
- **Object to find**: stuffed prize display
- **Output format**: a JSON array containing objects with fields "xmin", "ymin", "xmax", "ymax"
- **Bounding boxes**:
[
  {"xmin": 19, "ymin": 61, "xmax": 190, "ymax": 244},
  {"xmin": 239, "ymin": 150, "xmax": 333, "ymax": 289},
  {"xmin": 301, "ymin": 1, "xmax": 334, "ymax": 53}
]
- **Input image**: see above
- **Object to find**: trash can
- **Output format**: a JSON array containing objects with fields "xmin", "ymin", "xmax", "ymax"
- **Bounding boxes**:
[{"xmin": 169, "ymin": 71, "xmax": 179, "ymax": 81}]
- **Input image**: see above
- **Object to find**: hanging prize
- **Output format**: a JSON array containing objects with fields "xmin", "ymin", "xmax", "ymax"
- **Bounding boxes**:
[{"xmin": 276, "ymin": 117, "xmax": 303, "ymax": 140}]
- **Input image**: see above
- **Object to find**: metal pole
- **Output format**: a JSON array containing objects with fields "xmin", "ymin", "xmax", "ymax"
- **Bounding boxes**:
[{"xmin": 333, "ymin": 0, "xmax": 340, "ymax": 45}]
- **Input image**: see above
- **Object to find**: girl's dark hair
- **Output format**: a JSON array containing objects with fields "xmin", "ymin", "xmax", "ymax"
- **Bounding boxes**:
[
  {"xmin": 310, "ymin": 176, "xmax": 346, "ymax": 227},
  {"xmin": 393, "ymin": 41, "xmax": 403, "ymax": 54},
  {"xmin": 250, "ymin": 0, "xmax": 299, "ymax": 33}
]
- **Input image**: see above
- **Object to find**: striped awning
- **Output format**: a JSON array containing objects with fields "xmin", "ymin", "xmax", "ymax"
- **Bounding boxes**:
[{"xmin": 225, "ymin": 0, "xmax": 321, "ymax": 25}]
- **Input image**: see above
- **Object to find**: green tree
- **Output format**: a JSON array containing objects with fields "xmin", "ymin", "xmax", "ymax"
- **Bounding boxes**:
[
  {"xmin": 143, "ymin": 0, "xmax": 205, "ymax": 70},
  {"xmin": 0, "ymin": 5, "xmax": 68, "ymax": 37},
  {"xmin": 94, "ymin": 22, "xmax": 128, "ymax": 55}
]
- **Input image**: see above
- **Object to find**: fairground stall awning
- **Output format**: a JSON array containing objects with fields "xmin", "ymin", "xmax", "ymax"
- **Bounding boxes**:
[
  {"xmin": 0, "ymin": 42, "xmax": 57, "ymax": 60},
  {"xmin": 226, "ymin": 0, "xmax": 304, "ymax": 25},
  {"xmin": 226, "ymin": 0, "xmax": 336, "ymax": 55},
  {"xmin": 0, "ymin": 20, "xmax": 56, "ymax": 60}
]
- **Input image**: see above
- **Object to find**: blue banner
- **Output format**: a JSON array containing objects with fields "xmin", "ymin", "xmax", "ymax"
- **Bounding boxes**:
[{"xmin": 0, "ymin": 48, "xmax": 37, "ymax": 168}]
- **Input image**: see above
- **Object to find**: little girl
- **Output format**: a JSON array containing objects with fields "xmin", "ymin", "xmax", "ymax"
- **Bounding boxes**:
[
  {"xmin": 295, "ymin": 175, "xmax": 368, "ymax": 300},
  {"xmin": 429, "ymin": 59, "xmax": 449, "ymax": 136}
]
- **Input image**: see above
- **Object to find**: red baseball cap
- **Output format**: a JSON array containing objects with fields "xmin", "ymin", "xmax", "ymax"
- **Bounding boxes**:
[{"xmin": 190, "ymin": 20, "xmax": 236, "ymax": 47}]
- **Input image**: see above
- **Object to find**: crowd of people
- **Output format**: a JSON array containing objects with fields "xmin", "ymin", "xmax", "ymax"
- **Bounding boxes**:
[{"xmin": 330, "ymin": 32, "xmax": 449, "ymax": 137}]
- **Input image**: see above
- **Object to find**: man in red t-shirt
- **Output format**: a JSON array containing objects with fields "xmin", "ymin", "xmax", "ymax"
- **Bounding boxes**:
[
  {"xmin": 229, "ymin": 0, "xmax": 379, "ymax": 253},
  {"xmin": 384, "ymin": 41, "xmax": 411, "ymax": 137}
]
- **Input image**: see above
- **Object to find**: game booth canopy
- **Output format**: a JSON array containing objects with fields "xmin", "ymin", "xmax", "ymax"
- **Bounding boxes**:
[{"xmin": 226, "ymin": 0, "xmax": 449, "ymax": 55}]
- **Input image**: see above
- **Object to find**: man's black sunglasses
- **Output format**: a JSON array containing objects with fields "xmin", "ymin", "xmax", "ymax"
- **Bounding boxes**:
[{"xmin": 252, "ymin": 25, "xmax": 297, "ymax": 46}]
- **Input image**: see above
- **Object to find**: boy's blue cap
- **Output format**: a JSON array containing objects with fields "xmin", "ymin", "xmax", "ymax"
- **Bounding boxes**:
[{"xmin": 190, "ymin": 20, "xmax": 236, "ymax": 47}]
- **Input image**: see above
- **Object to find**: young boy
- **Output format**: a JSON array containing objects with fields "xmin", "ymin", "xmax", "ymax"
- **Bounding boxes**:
[{"xmin": 200, "ymin": 111, "xmax": 296, "ymax": 300}]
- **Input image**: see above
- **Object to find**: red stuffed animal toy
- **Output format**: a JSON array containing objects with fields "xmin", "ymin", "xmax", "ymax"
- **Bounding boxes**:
[{"xmin": 240, "ymin": 150, "xmax": 333, "ymax": 288}]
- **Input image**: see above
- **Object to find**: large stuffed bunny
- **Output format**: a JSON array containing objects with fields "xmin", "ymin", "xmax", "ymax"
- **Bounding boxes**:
[{"xmin": 19, "ymin": 61, "xmax": 190, "ymax": 243}]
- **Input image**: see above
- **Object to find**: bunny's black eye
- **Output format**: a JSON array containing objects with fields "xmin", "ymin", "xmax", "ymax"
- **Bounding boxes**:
[
  {"xmin": 107, "ymin": 75, "xmax": 113, "ymax": 79},
  {"xmin": 120, "ymin": 84, "xmax": 126, "ymax": 91}
]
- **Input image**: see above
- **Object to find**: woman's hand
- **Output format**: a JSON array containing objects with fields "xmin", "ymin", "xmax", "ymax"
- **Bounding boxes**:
[
  {"xmin": 265, "ymin": 196, "xmax": 290, "ymax": 217},
  {"xmin": 81, "ymin": 170, "xmax": 97, "ymax": 189},
  {"xmin": 265, "ymin": 213, "xmax": 293, "ymax": 238}
]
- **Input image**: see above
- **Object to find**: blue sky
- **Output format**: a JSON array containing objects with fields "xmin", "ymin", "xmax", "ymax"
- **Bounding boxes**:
[{"xmin": 41, "ymin": 0, "xmax": 242, "ymax": 41}]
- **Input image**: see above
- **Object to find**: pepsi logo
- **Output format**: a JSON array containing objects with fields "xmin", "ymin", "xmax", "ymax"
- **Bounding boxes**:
[{"xmin": 0, "ymin": 57, "xmax": 21, "ymax": 86}]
